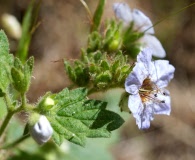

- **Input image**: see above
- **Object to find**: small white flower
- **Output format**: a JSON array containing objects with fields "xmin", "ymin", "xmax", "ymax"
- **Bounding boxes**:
[
  {"xmin": 125, "ymin": 48, "xmax": 175, "ymax": 129},
  {"xmin": 30, "ymin": 115, "xmax": 53, "ymax": 145},
  {"xmin": 113, "ymin": 3, "xmax": 166, "ymax": 58}
]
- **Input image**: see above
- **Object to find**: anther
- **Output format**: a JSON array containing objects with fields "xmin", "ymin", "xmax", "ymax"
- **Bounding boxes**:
[
  {"xmin": 163, "ymin": 92, "xmax": 166, "ymax": 95},
  {"xmin": 154, "ymin": 94, "xmax": 157, "ymax": 97},
  {"xmin": 161, "ymin": 100, "xmax": 165, "ymax": 103}
]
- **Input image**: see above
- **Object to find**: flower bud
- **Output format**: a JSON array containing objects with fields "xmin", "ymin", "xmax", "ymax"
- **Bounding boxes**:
[
  {"xmin": 29, "ymin": 115, "xmax": 53, "ymax": 145},
  {"xmin": 1, "ymin": 13, "xmax": 22, "ymax": 39}
]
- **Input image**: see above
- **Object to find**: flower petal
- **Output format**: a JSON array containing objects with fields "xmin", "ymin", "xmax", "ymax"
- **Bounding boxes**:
[
  {"xmin": 125, "ymin": 62, "xmax": 147, "ymax": 94},
  {"xmin": 137, "ymin": 48, "xmax": 152, "ymax": 68},
  {"xmin": 132, "ymin": 9, "xmax": 154, "ymax": 34},
  {"xmin": 151, "ymin": 60, "xmax": 175, "ymax": 88},
  {"xmin": 113, "ymin": 3, "xmax": 133, "ymax": 24},
  {"xmin": 128, "ymin": 94, "xmax": 143, "ymax": 114},
  {"xmin": 128, "ymin": 94, "xmax": 153, "ymax": 129},
  {"xmin": 138, "ymin": 103, "xmax": 154, "ymax": 129},
  {"xmin": 139, "ymin": 35, "xmax": 166, "ymax": 58},
  {"xmin": 153, "ymin": 90, "xmax": 171, "ymax": 115}
]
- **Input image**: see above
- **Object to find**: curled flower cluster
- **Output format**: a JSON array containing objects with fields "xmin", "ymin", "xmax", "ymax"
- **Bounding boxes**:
[
  {"xmin": 113, "ymin": 3, "xmax": 166, "ymax": 58},
  {"xmin": 125, "ymin": 48, "xmax": 175, "ymax": 129}
]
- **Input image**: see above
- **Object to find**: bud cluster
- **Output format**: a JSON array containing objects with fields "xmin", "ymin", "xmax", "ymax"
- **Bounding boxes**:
[
  {"xmin": 65, "ymin": 50, "xmax": 132, "ymax": 91},
  {"xmin": 64, "ymin": 19, "xmax": 143, "ymax": 92}
]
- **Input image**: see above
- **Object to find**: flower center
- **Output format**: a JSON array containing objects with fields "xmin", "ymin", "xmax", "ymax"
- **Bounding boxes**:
[{"xmin": 139, "ymin": 78, "xmax": 165, "ymax": 103}]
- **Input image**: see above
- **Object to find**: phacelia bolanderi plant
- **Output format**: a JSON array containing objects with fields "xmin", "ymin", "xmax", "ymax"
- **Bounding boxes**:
[{"xmin": 125, "ymin": 48, "xmax": 175, "ymax": 129}]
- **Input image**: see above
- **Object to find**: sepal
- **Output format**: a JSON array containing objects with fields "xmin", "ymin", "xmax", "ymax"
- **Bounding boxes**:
[{"xmin": 11, "ymin": 57, "xmax": 34, "ymax": 93}]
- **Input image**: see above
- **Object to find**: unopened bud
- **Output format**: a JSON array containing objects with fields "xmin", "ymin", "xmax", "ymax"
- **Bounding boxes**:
[
  {"xmin": 1, "ymin": 13, "xmax": 22, "ymax": 39},
  {"xmin": 29, "ymin": 115, "xmax": 53, "ymax": 145}
]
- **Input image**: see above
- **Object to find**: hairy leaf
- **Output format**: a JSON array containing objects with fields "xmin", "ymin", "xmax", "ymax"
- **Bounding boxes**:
[
  {"xmin": 45, "ymin": 88, "xmax": 124, "ymax": 146},
  {"xmin": 0, "ymin": 30, "xmax": 14, "ymax": 93},
  {"xmin": 11, "ymin": 56, "xmax": 34, "ymax": 93}
]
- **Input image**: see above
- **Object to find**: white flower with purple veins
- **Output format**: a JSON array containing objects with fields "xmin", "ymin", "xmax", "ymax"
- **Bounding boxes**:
[
  {"xmin": 30, "ymin": 115, "xmax": 53, "ymax": 145},
  {"xmin": 125, "ymin": 48, "xmax": 175, "ymax": 129},
  {"xmin": 113, "ymin": 3, "xmax": 166, "ymax": 58}
]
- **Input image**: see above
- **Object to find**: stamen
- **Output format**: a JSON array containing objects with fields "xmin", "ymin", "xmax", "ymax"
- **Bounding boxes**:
[{"xmin": 139, "ymin": 77, "xmax": 166, "ymax": 104}]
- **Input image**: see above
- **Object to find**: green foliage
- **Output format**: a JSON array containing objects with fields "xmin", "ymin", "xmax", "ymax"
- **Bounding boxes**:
[
  {"xmin": 87, "ymin": 31, "xmax": 102, "ymax": 53},
  {"xmin": 103, "ymin": 20, "xmax": 123, "ymax": 51},
  {"xmin": 11, "ymin": 57, "xmax": 34, "ymax": 93},
  {"xmin": 91, "ymin": 0, "xmax": 105, "ymax": 32},
  {"xmin": 65, "ymin": 50, "xmax": 132, "ymax": 91},
  {"xmin": 16, "ymin": 0, "xmax": 40, "ymax": 63},
  {"xmin": 87, "ymin": 20, "xmax": 123, "ymax": 53},
  {"xmin": 122, "ymin": 22, "xmax": 144, "ymax": 58},
  {"xmin": 64, "ymin": 19, "xmax": 145, "ymax": 91},
  {"xmin": 0, "ymin": 30, "xmax": 14, "ymax": 94},
  {"xmin": 38, "ymin": 88, "xmax": 124, "ymax": 146}
]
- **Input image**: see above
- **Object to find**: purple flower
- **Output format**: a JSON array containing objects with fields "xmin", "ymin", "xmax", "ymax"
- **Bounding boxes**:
[
  {"xmin": 113, "ymin": 3, "xmax": 166, "ymax": 58},
  {"xmin": 125, "ymin": 48, "xmax": 175, "ymax": 129}
]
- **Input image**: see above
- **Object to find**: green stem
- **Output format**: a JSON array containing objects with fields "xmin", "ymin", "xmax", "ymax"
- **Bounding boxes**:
[
  {"xmin": 21, "ymin": 93, "xmax": 26, "ymax": 107},
  {"xmin": 0, "ymin": 94, "xmax": 27, "ymax": 139},
  {"xmin": 4, "ymin": 94, "xmax": 14, "ymax": 111},
  {"xmin": 0, "ymin": 112, "xmax": 14, "ymax": 138},
  {"xmin": 1, "ymin": 134, "xmax": 30, "ymax": 150}
]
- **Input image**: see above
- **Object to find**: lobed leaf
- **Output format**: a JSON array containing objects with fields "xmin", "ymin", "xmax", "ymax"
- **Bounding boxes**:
[{"xmin": 44, "ymin": 88, "xmax": 124, "ymax": 146}]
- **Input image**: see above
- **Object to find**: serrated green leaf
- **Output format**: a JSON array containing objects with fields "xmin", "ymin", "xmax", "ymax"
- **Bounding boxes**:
[
  {"xmin": 0, "ymin": 30, "xmax": 14, "ymax": 92},
  {"xmin": 52, "ymin": 130, "xmax": 64, "ymax": 146},
  {"xmin": 45, "ymin": 88, "xmax": 124, "ymax": 147}
]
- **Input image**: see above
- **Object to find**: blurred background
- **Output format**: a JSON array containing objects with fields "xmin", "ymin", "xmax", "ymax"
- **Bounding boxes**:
[{"xmin": 0, "ymin": 0, "xmax": 195, "ymax": 159}]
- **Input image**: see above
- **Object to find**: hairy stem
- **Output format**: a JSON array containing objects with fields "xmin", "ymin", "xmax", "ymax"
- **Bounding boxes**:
[
  {"xmin": 0, "ymin": 112, "xmax": 14, "ymax": 138},
  {"xmin": 21, "ymin": 93, "xmax": 26, "ymax": 108},
  {"xmin": 0, "ymin": 94, "xmax": 27, "ymax": 139},
  {"xmin": 1, "ymin": 134, "xmax": 30, "ymax": 150}
]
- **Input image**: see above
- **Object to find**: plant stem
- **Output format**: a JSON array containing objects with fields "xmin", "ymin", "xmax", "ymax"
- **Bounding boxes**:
[
  {"xmin": 4, "ymin": 94, "xmax": 14, "ymax": 111},
  {"xmin": 1, "ymin": 134, "xmax": 30, "ymax": 150},
  {"xmin": 0, "ymin": 112, "xmax": 14, "ymax": 138},
  {"xmin": 21, "ymin": 93, "xmax": 26, "ymax": 108},
  {"xmin": 0, "ymin": 94, "xmax": 26, "ymax": 139}
]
